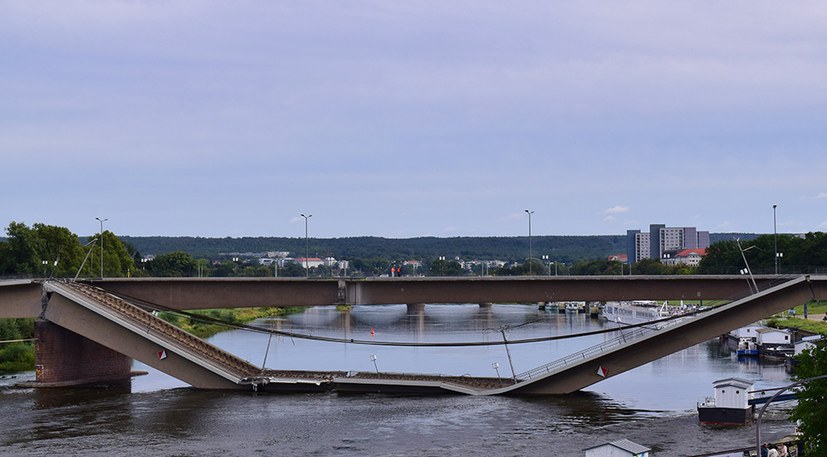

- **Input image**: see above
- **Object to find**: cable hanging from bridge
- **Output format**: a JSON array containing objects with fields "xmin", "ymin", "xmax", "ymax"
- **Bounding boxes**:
[{"xmin": 110, "ymin": 288, "xmax": 717, "ymax": 348}]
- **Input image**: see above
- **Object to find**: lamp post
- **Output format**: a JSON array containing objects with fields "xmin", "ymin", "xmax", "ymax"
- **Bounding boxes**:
[
  {"xmin": 300, "ymin": 213, "xmax": 312, "ymax": 278},
  {"xmin": 736, "ymin": 238, "xmax": 759, "ymax": 294},
  {"xmin": 492, "ymin": 361, "xmax": 502, "ymax": 385},
  {"xmin": 95, "ymin": 217, "xmax": 107, "ymax": 279},
  {"xmin": 773, "ymin": 204, "xmax": 778, "ymax": 275},
  {"xmin": 542, "ymin": 254, "xmax": 550, "ymax": 276},
  {"xmin": 524, "ymin": 209, "xmax": 534, "ymax": 275},
  {"xmin": 755, "ymin": 374, "xmax": 827, "ymax": 457}
]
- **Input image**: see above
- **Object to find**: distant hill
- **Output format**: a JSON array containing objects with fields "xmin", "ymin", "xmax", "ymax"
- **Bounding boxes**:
[{"xmin": 120, "ymin": 233, "xmax": 760, "ymax": 262}]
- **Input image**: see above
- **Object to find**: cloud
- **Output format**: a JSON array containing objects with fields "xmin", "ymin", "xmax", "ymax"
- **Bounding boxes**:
[
  {"xmin": 819, "ymin": 220, "xmax": 827, "ymax": 229},
  {"xmin": 806, "ymin": 192, "xmax": 827, "ymax": 200},
  {"xmin": 604, "ymin": 206, "xmax": 630, "ymax": 215},
  {"xmin": 602, "ymin": 215, "xmax": 616, "ymax": 223}
]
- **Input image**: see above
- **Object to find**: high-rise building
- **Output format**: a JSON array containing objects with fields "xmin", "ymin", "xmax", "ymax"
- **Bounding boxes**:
[{"xmin": 627, "ymin": 224, "xmax": 710, "ymax": 263}]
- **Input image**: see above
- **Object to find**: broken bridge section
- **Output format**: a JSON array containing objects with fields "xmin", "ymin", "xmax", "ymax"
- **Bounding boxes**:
[{"xmin": 39, "ymin": 281, "xmax": 340, "ymax": 390}]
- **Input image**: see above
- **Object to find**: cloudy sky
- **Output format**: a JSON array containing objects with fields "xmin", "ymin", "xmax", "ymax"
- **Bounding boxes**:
[{"xmin": 2, "ymin": 1, "xmax": 826, "ymax": 238}]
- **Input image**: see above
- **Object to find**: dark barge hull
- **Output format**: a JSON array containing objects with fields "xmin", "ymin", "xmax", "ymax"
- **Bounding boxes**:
[{"xmin": 698, "ymin": 406, "xmax": 754, "ymax": 425}]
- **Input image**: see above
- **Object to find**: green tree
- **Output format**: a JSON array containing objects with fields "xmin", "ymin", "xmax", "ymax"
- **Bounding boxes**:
[
  {"xmin": 427, "ymin": 258, "xmax": 464, "ymax": 276},
  {"xmin": 0, "ymin": 222, "xmax": 87, "ymax": 277},
  {"xmin": 632, "ymin": 258, "xmax": 669, "ymax": 275},
  {"xmin": 789, "ymin": 345, "xmax": 827, "ymax": 455},
  {"xmin": 149, "ymin": 251, "xmax": 197, "ymax": 277}
]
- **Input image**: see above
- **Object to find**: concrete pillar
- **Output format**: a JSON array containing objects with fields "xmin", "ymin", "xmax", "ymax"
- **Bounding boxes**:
[
  {"xmin": 34, "ymin": 320, "xmax": 132, "ymax": 386},
  {"xmin": 407, "ymin": 303, "xmax": 425, "ymax": 313}
]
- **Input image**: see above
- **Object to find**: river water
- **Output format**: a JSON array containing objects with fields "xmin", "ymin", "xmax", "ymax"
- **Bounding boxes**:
[{"xmin": 0, "ymin": 304, "xmax": 797, "ymax": 456}]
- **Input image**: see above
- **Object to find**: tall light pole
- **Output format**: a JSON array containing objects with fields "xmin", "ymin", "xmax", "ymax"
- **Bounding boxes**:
[
  {"xmin": 300, "ymin": 213, "xmax": 312, "ymax": 277},
  {"xmin": 95, "ymin": 217, "xmax": 107, "ymax": 279},
  {"xmin": 524, "ymin": 209, "xmax": 534, "ymax": 275},
  {"xmin": 773, "ymin": 204, "xmax": 778, "ymax": 275}
]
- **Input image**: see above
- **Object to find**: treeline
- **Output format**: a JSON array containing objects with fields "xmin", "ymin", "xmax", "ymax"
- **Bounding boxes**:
[
  {"xmin": 121, "ymin": 235, "xmax": 628, "ymax": 263},
  {"xmin": 120, "ymin": 233, "xmax": 753, "ymax": 262},
  {"xmin": 698, "ymin": 232, "xmax": 827, "ymax": 275}
]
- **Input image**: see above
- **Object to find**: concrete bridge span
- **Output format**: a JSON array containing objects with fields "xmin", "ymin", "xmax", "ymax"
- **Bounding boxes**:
[
  {"xmin": 1, "ymin": 275, "xmax": 825, "ymax": 395},
  {"xmin": 73, "ymin": 274, "xmax": 787, "ymax": 310}
]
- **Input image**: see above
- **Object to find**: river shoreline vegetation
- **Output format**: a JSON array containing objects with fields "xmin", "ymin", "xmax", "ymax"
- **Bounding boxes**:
[{"xmin": 157, "ymin": 307, "xmax": 305, "ymax": 338}]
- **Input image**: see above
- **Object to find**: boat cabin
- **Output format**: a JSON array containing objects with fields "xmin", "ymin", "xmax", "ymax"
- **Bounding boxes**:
[
  {"xmin": 755, "ymin": 328, "xmax": 792, "ymax": 347},
  {"xmin": 711, "ymin": 378, "xmax": 753, "ymax": 409},
  {"xmin": 728, "ymin": 324, "xmax": 762, "ymax": 341}
]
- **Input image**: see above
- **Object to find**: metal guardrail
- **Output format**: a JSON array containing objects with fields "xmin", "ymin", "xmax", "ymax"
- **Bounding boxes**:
[{"xmin": 515, "ymin": 317, "xmax": 684, "ymax": 381}]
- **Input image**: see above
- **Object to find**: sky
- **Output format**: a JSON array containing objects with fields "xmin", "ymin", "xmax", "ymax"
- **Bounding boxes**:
[{"xmin": 2, "ymin": 1, "xmax": 826, "ymax": 239}]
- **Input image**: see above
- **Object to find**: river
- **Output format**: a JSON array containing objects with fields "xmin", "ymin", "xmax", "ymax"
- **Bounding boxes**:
[{"xmin": 0, "ymin": 304, "xmax": 797, "ymax": 456}]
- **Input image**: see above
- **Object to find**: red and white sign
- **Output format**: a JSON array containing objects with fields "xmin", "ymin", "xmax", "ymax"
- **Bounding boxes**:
[
  {"xmin": 157, "ymin": 349, "xmax": 168, "ymax": 360},
  {"xmin": 596, "ymin": 366, "xmax": 608, "ymax": 377}
]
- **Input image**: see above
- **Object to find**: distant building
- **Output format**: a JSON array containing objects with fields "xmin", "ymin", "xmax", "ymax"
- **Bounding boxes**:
[
  {"xmin": 661, "ymin": 248, "xmax": 707, "ymax": 267},
  {"xmin": 294, "ymin": 257, "xmax": 324, "ymax": 268},
  {"xmin": 627, "ymin": 224, "xmax": 710, "ymax": 264}
]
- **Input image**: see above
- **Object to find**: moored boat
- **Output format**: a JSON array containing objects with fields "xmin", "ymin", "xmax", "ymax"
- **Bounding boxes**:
[{"xmin": 697, "ymin": 377, "xmax": 755, "ymax": 426}]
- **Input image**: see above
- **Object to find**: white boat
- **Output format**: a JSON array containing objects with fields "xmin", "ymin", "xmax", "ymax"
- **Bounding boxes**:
[
  {"xmin": 697, "ymin": 378, "xmax": 755, "ymax": 426},
  {"xmin": 736, "ymin": 337, "xmax": 759, "ymax": 357},
  {"xmin": 600, "ymin": 300, "xmax": 678, "ymax": 325},
  {"xmin": 564, "ymin": 301, "xmax": 585, "ymax": 313}
]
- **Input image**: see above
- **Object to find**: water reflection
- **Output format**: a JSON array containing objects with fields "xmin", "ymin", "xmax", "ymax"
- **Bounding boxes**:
[{"xmin": 174, "ymin": 304, "xmax": 792, "ymax": 412}]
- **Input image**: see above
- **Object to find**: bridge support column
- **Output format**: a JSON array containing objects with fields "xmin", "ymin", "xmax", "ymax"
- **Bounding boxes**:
[
  {"xmin": 407, "ymin": 303, "xmax": 425, "ymax": 313},
  {"xmin": 478, "ymin": 302, "xmax": 493, "ymax": 310},
  {"xmin": 34, "ymin": 320, "xmax": 133, "ymax": 386}
]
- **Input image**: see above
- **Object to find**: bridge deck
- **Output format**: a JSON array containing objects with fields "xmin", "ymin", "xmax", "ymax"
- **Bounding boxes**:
[{"xmin": 18, "ymin": 275, "xmax": 827, "ymax": 395}]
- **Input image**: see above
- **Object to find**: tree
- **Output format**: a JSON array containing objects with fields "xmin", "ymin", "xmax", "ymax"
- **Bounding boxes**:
[
  {"xmin": 148, "ymin": 251, "xmax": 197, "ymax": 277},
  {"xmin": 427, "ymin": 258, "xmax": 464, "ymax": 276},
  {"xmin": 789, "ymin": 345, "xmax": 827, "ymax": 455},
  {"xmin": 0, "ymin": 222, "xmax": 86, "ymax": 277},
  {"xmin": 631, "ymin": 258, "xmax": 668, "ymax": 275}
]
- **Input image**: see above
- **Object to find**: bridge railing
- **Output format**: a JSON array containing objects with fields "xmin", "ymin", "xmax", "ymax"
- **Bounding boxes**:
[{"xmin": 516, "ymin": 317, "xmax": 686, "ymax": 381}]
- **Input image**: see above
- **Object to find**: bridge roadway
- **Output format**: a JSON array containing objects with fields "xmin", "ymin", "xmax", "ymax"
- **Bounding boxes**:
[
  {"xmin": 52, "ymin": 274, "xmax": 793, "ymax": 310},
  {"xmin": 1, "ymin": 275, "xmax": 826, "ymax": 395}
]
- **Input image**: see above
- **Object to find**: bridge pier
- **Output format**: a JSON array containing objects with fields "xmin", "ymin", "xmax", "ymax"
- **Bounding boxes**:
[
  {"xmin": 478, "ymin": 302, "xmax": 493, "ymax": 310},
  {"xmin": 34, "ymin": 320, "xmax": 133, "ymax": 386},
  {"xmin": 407, "ymin": 303, "xmax": 425, "ymax": 313}
]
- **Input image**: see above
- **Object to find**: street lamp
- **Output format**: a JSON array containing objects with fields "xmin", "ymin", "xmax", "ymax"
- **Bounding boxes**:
[
  {"xmin": 525, "ymin": 209, "xmax": 534, "ymax": 275},
  {"xmin": 95, "ymin": 217, "xmax": 107, "ymax": 279},
  {"xmin": 736, "ymin": 238, "xmax": 759, "ymax": 294},
  {"xmin": 755, "ymin": 374, "xmax": 827, "ymax": 457},
  {"xmin": 773, "ymin": 204, "xmax": 778, "ymax": 275},
  {"xmin": 369, "ymin": 354, "xmax": 379, "ymax": 373},
  {"xmin": 300, "ymin": 213, "xmax": 312, "ymax": 278},
  {"xmin": 542, "ymin": 254, "xmax": 550, "ymax": 276},
  {"xmin": 492, "ymin": 361, "xmax": 502, "ymax": 385}
]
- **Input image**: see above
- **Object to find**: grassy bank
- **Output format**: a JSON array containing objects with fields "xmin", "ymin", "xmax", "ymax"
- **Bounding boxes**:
[
  {"xmin": 158, "ymin": 306, "xmax": 306, "ymax": 338},
  {"xmin": 768, "ymin": 301, "xmax": 827, "ymax": 336}
]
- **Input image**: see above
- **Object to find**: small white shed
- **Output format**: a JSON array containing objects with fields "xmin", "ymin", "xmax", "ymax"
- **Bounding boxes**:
[
  {"xmin": 755, "ymin": 328, "xmax": 791, "ymax": 347},
  {"xmin": 729, "ymin": 325, "xmax": 762, "ymax": 340},
  {"xmin": 584, "ymin": 439, "xmax": 652, "ymax": 457},
  {"xmin": 712, "ymin": 377, "xmax": 753, "ymax": 409},
  {"xmin": 795, "ymin": 335, "xmax": 823, "ymax": 356}
]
